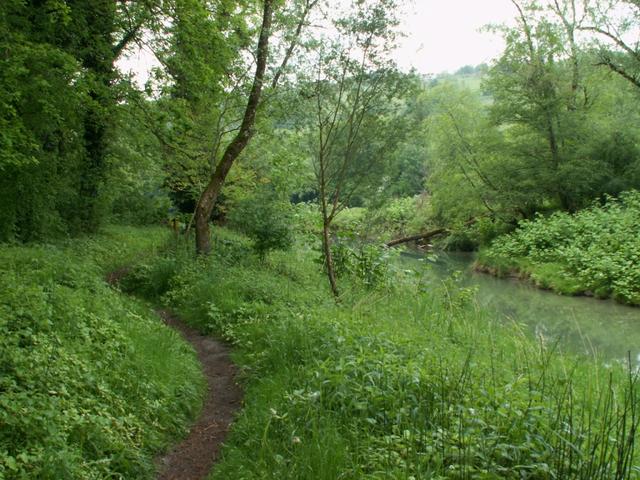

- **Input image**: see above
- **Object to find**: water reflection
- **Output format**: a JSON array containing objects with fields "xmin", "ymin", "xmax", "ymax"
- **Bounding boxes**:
[{"xmin": 401, "ymin": 251, "xmax": 640, "ymax": 366}]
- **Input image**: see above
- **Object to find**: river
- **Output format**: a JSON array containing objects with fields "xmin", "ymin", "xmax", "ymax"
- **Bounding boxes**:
[{"xmin": 401, "ymin": 251, "xmax": 640, "ymax": 366}]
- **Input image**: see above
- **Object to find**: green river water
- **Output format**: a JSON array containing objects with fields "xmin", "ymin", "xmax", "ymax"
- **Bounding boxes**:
[{"xmin": 403, "ymin": 251, "xmax": 640, "ymax": 367}]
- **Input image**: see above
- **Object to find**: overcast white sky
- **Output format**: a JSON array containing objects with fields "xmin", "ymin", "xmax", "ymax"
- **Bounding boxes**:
[
  {"xmin": 119, "ymin": 0, "xmax": 519, "ymax": 84},
  {"xmin": 393, "ymin": 0, "xmax": 518, "ymax": 74}
]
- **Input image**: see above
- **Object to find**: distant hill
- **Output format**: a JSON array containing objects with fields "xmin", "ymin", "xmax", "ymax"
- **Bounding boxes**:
[{"xmin": 426, "ymin": 64, "xmax": 488, "ymax": 92}]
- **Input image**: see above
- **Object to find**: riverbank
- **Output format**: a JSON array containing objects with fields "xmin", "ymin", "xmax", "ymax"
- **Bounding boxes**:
[
  {"xmin": 398, "ymin": 250, "xmax": 640, "ymax": 365},
  {"xmin": 473, "ymin": 257, "xmax": 585, "ymax": 295},
  {"xmin": 0, "ymin": 227, "xmax": 204, "ymax": 479},
  {"xmin": 123, "ymin": 226, "xmax": 639, "ymax": 479},
  {"xmin": 477, "ymin": 191, "xmax": 640, "ymax": 306}
]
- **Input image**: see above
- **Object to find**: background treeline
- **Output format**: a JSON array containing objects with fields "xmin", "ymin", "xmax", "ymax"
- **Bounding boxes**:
[
  {"xmin": 1, "ymin": 0, "xmax": 640, "ymax": 253},
  {"xmin": 425, "ymin": 0, "xmax": 640, "ymax": 247}
]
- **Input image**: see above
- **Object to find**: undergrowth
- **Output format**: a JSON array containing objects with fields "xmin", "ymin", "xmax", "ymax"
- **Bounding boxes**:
[
  {"xmin": 124, "ymin": 226, "xmax": 640, "ymax": 479},
  {"xmin": 0, "ymin": 226, "xmax": 204, "ymax": 479},
  {"xmin": 478, "ymin": 190, "xmax": 640, "ymax": 305}
]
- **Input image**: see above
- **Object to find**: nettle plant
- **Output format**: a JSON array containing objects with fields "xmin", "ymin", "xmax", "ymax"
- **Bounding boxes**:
[{"xmin": 328, "ymin": 241, "xmax": 399, "ymax": 289}]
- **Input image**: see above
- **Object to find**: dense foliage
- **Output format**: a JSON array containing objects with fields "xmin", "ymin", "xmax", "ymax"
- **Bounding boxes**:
[
  {"xmin": 479, "ymin": 190, "xmax": 640, "ymax": 305},
  {"xmin": 0, "ymin": 227, "xmax": 203, "ymax": 479},
  {"xmin": 124, "ymin": 227, "xmax": 639, "ymax": 479},
  {"xmin": 0, "ymin": 0, "xmax": 149, "ymax": 240},
  {"xmin": 422, "ymin": 0, "xmax": 640, "ymax": 240},
  {"xmin": 3, "ymin": 0, "xmax": 640, "ymax": 478}
]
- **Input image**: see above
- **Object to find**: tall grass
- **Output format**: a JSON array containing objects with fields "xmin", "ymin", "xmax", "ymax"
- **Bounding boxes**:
[{"xmin": 125, "ymin": 227, "xmax": 640, "ymax": 479}]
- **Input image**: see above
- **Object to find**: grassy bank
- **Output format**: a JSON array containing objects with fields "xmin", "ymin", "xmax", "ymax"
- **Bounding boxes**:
[
  {"xmin": 477, "ymin": 190, "xmax": 640, "ymax": 305},
  {"xmin": 0, "ymin": 226, "xmax": 204, "ymax": 479},
  {"xmin": 124, "ymin": 226, "xmax": 640, "ymax": 479}
]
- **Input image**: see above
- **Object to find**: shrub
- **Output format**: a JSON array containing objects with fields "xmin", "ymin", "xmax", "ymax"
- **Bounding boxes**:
[
  {"xmin": 481, "ymin": 190, "xmax": 640, "ymax": 303},
  {"xmin": 329, "ymin": 242, "xmax": 398, "ymax": 289},
  {"xmin": 229, "ymin": 189, "xmax": 295, "ymax": 259}
]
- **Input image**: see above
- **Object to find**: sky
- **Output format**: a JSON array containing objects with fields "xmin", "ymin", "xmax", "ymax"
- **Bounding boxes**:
[
  {"xmin": 118, "ymin": 0, "xmax": 520, "ymax": 84},
  {"xmin": 393, "ymin": 0, "xmax": 518, "ymax": 74}
]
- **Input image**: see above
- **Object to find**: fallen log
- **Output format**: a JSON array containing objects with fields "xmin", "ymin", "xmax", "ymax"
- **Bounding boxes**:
[{"xmin": 385, "ymin": 227, "xmax": 449, "ymax": 248}]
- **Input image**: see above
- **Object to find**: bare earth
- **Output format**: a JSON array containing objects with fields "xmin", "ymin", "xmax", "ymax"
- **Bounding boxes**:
[{"xmin": 155, "ymin": 309, "xmax": 242, "ymax": 480}]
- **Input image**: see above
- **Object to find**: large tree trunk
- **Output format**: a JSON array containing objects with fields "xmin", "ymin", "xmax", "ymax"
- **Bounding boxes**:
[
  {"xmin": 322, "ymin": 219, "xmax": 339, "ymax": 298},
  {"xmin": 79, "ymin": 91, "xmax": 110, "ymax": 233},
  {"xmin": 194, "ymin": 0, "xmax": 274, "ymax": 254}
]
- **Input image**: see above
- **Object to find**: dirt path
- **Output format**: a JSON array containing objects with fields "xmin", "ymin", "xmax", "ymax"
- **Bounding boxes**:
[
  {"xmin": 106, "ymin": 269, "xmax": 242, "ymax": 479},
  {"xmin": 155, "ymin": 309, "xmax": 242, "ymax": 480}
]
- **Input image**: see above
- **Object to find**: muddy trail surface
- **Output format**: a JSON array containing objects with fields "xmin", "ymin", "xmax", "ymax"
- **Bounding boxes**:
[
  {"xmin": 155, "ymin": 309, "xmax": 242, "ymax": 480},
  {"xmin": 107, "ymin": 269, "xmax": 242, "ymax": 480}
]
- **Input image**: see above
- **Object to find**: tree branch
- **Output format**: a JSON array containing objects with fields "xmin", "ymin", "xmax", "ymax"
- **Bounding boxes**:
[
  {"xmin": 596, "ymin": 57, "xmax": 640, "ymax": 89},
  {"xmin": 581, "ymin": 25, "xmax": 640, "ymax": 61},
  {"xmin": 271, "ymin": 0, "xmax": 320, "ymax": 89}
]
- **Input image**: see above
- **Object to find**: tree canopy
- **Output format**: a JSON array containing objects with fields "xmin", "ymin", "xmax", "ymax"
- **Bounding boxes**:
[{"xmin": 1, "ymin": 0, "xmax": 639, "ymax": 253}]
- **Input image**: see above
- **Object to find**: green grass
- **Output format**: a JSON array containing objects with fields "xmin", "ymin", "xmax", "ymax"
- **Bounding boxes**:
[
  {"xmin": 124, "ymin": 226, "xmax": 640, "ymax": 479},
  {"xmin": 478, "ymin": 190, "xmax": 640, "ymax": 304},
  {"xmin": 0, "ymin": 226, "xmax": 204, "ymax": 479}
]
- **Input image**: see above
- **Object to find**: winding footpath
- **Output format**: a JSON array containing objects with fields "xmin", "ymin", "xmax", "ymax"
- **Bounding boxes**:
[
  {"xmin": 107, "ymin": 269, "xmax": 242, "ymax": 480},
  {"xmin": 155, "ymin": 309, "xmax": 242, "ymax": 480}
]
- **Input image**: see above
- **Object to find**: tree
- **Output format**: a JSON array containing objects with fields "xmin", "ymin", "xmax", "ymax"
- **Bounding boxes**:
[
  {"xmin": 57, "ymin": 0, "xmax": 156, "ymax": 231},
  {"xmin": 192, "ymin": 0, "xmax": 274, "ymax": 254},
  {"xmin": 484, "ymin": 0, "xmax": 595, "ymax": 211},
  {"xmin": 189, "ymin": 0, "xmax": 319, "ymax": 254},
  {"xmin": 422, "ymin": 0, "xmax": 640, "ymax": 243},
  {"xmin": 0, "ymin": 0, "xmax": 157, "ymax": 241},
  {"xmin": 140, "ymin": 0, "xmax": 254, "ymax": 221},
  {"xmin": 426, "ymin": 83, "xmax": 509, "ymax": 226},
  {"xmin": 300, "ymin": 0, "xmax": 404, "ymax": 296}
]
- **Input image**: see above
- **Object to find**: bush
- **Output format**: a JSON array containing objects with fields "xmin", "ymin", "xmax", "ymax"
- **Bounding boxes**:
[
  {"xmin": 480, "ymin": 190, "xmax": 640, "ymax": 303},
  {"xmin": 109, "ymin": 188, "xmax": 172, "ymax": 226},
  {"xmin": 119, "ymin": 243, "xmax": 194, "ymax": 299},
  {"xmin": 363, "ymin": 195, "xmax": 433, "ymax": 242},
  {"xmin": 229, "ymin": 189, "xmax": 295, "ymax": 259},
  {"xmin": 329, "ymin": 242, "xmax": 398, "ymax": 288},
  {"xmin": 331, "ymin": 207, "xmax": 367, "ymax": 239}
]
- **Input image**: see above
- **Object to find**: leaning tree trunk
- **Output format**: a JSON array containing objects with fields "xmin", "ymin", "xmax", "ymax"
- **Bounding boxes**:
[
  {"xmin": 385, "ymin": 228, "xmax": 449, "ymax": 248},
  {"xmin": 322, "ymin": 219, "xmax": 339, "ymax": 298},
  {"xmin": 194, "ymin": 130, "xmax": 253, "ymax": 254},
  {"xmin": 194, "ymin": 0, "xmax": 274, "ymax": 254}
]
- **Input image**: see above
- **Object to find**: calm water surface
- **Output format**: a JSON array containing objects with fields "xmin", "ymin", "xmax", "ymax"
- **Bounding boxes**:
[{"xmin": 402, "ymin": 251, "xmax": 640, "ymax": 366}]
